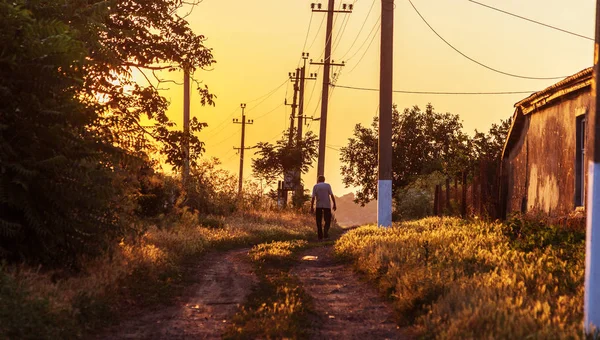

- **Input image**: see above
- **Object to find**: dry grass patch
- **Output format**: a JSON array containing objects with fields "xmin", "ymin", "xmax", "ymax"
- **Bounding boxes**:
[
  {"xmin": 335, "ymin": 217, "xmax": 584, "ymax": 339},
  {"xmin": 0, "ymin": 209, "xmax": 315, "ymax": 339}
]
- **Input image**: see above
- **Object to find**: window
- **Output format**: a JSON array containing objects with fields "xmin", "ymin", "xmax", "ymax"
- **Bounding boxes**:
[{"xmin": 575, "ymin": 115, "xmax": 586, "ymax": 207}]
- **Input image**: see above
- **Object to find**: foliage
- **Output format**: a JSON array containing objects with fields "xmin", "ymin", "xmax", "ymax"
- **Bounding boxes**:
[
  {"xmin": 249, "ymin": 240, "xmax": 309, "ymax": 267},
  {"xmin": 394, "ymin": 172, "xmax": 445, "ymax": 220},
  {"xmin": 503, "ymin": 213, "xmax": 585, "ymax": 257},
  {"xmin": 0, "ymin": 0, "xmax": 216, "ymax": 265},
  {"xmin": 340, "ymin": 104, "xmax": 469, "ymax": 206},
  {"xmin": 0, "ymin": 209, "xmax": 316, "ymax": 339},
  {"xmin": 225, "ymin": 240, "xmax": 314, "ymax": 340},
  {"xmin": 252, "ymin": 130, "xmax": 319, "ymax": 188},
  {"xmin": 335, "ymin": 218, "xmax": 584, "ymax": 339},
  {"xmin": 0, "ymin": 0, "xmax": 121, "ymax": 264}
]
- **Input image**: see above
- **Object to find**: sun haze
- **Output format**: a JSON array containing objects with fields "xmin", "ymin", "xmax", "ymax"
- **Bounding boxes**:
[{"xmin": 149, "ymin": 0, "xmax": 595, "ymax": 195}]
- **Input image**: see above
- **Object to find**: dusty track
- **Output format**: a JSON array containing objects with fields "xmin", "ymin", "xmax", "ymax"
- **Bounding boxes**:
[
  {"xmin": 293, "ymin": 245, "xmax": 411, "ymax": 340},
  {"xmin": 97, "ymin": 248, "xmax": 255, "ymax": 340}
]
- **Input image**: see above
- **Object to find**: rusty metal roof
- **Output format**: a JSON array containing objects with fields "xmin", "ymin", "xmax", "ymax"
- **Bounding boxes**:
[
  {"xmin": 515, "ymin": 67, "xmax": 592, "ymax": 114},
  {"xmin": 502, "ymin": 67, "xmax": 592, "ymax": 160}
]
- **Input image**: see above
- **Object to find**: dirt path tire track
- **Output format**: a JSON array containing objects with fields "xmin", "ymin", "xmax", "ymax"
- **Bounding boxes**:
[
  {"xmin": 97, "ymin": 248, "xmax": 255, "ymax": 340},
  {"xmin": 292, "ymin": 245, "xmax": 412, "ymax": 340}
]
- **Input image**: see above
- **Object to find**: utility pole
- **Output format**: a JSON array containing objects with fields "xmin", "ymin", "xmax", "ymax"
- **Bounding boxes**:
[
  {"xmin": 297, "ymin": 53, "xmax": 318, "ymax": 146},
  {"xmin": 310, "ymin": 1, "xmax": 352, "ymax": 177},
  {"xmin": 378, "ymin": 0, "xmax": 394, "ymax": 228},
  {"xmin": 295, "ymin": 53, "xmax": 318, "ymax": 204},
  {"xmin": 233, "ymin": 103, "xmax": 253, "ymax": 196},
  {"xmin": 183, "ymin": 68, "xmax": 191, "ymax": 186},
  {"xmin": 585, "ymin": 0, "xmax": 600, "ymax": 333},
  {"xmin": 286, "ymin": 69, "xmax": 301, "ymax": 146}
]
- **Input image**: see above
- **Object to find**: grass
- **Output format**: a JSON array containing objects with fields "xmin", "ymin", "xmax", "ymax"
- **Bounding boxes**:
[
  {"xmin": 0, "ymin": 209, "xmax": 316, "ymax": 339},
  {"xmin": 335, "ymin": 217, "xmax": 585, "ymax": 339},
  {"xmin": 224, "ymin": 239, "xmax": 316, "ymax": 340}
]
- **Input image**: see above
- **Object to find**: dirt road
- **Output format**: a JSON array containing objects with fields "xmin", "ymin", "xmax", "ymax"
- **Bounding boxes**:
[
  {"xmin": 293, "ymin": 245, "xmax": 411, "ymax": 340},
  {"xmin": 98, "ymin": 248, "xmax": 256, "ymax": 340},
  {"xmin": 98, "ymin": 242, "xmax": 410, "ymax": 339}
]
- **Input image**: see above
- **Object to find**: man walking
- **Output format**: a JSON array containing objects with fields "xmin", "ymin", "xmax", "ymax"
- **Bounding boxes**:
[{"xmin": 310, "ymin": 176, "xmax": 337, "ymax": 240}]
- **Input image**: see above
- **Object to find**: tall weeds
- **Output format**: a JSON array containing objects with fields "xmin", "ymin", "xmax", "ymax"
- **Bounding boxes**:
[{"xmin": 335, "ymin": 217, "xmax": 585, "ymax": 339}]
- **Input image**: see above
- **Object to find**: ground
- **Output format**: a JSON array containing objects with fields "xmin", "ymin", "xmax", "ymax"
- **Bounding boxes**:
[
  {"xmin": 97, "ymin": 242, "xmax": 411, "ymax": 339},
  {"xmin": 293, "ymin": 245, "xmax": 409, "ymax": 340}
]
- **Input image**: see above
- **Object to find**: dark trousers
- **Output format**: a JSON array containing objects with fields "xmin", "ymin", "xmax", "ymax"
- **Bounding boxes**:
[{"xmin": 315, "ymin": 208, "xmax": 332, "ymax": 239}]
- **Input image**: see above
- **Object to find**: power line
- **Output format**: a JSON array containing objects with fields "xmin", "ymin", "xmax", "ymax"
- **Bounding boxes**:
[
  {"xmin": 339, "ymin": 0, "xmax": 377, "ymax": 60},
  {"xmin": 468, "ymin": 0, "xmax": 593, "ymax": 41},
  {"xmin": 246, "ymin": 79, "xmax": 289, "ymax": 112},
  {"xmin": 331, "ymin": 5, "xmax": 352, "ymax": 54},
  {"xmin": 204, "ymin": 79, "xmax": 288, "ymax": 141},
  {"xmin": 307, "ymin": 15, "xmax": 326, "ymax": 51},
  {"xmin": 302, "ymin": 12, "xmax": 315, "ymax": 52},
  {"xmin": 407, "ymin": 0, "xmax": 569, "ymax": 80},
  {"xmin": 345, "ymin": 16, "xmax": 381, "ymax": 62},
  {"xmin": 346, "ymin": 21, "xmax": 381, "ymax": 74},
  {"xmin": 332, "ymin": 84, "xmax": 537, "ymax": 95},
  {"xmin": 254, "ymin": 103, "xmax": 285, "ymax": 120}
]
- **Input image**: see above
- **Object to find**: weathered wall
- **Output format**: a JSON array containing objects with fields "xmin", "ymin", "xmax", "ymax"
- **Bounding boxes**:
[{"xmin": 505, "ymin": 90, "xmax": 590, "ymax": 216}]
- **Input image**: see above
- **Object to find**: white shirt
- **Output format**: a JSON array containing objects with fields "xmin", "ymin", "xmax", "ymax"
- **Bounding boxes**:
[{"xmin": 312, "ymin": 182, "xmax": 333, "ymax": 209}]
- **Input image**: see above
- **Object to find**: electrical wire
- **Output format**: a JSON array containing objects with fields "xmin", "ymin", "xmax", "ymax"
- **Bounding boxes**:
[
  {"xmin": 246, "ymin": 78, "xmax": 289, "ymax": 112},
  {"xmin": 339, "ymin": 0, "xmax": 377, "ymax": 60},
  {"xmin": 345, "ymin": 16, "xmax": 381, "ymax": 62},
  {"xmin": 332, "ymin": 84, "xmax": 537, "ymax": 95},
  {"xmin": 307, "ymin": 15, "xmax": 326, "ymax": 52},
  {"xmin": 407, "ymin": 0, "xmax": 569, "ymax": 80},
  {"xmin": 331, "ymin": 5, "xmax": 352, "ymax": 54},
  {"xmin": 302, "ymin": 12, "xmax": 315, "ymax": 52},
  {"xmin": 468, "ymin": 0, "xmax": 593, "ymax": 41},
  {"xmin": 254, "ymin": 103, "xmax": 285, "ymax": 120},
  {"xmin": 203, "ymin": 79, "xmax": 289, "ymax": 141},
  {"xmin": 346, "ymin": 21, "xmax": 381, "ymax": 74}
]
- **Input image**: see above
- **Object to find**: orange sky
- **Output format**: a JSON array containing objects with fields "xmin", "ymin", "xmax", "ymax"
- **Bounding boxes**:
[{"xmin": 146, "ymin": 0, "xmax": 596, "ymax": 196}]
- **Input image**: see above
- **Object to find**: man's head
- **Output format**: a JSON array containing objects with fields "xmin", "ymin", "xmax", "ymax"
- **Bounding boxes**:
[{"xmin": 317, "ymin": 175, "xmax": 325, "ymax": 183}]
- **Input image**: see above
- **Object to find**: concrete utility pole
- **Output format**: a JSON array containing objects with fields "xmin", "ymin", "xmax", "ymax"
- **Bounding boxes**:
[
  {"xmin": 585, "ymin": 0, "xmax": 600, "ymax": 333},
  {"xmin": 183, "ymin": 68, "xmax": 191, "ymax": 185},
  {"xmin": 310, "ymin": 1, "xmax": 352, "ymax": 177},
  {"xmin": 233, "ymin": 103, "xmax": 253, "ymax": 195},
  {"xmin": 377, "ymin": 0, "xmax": 394, "ymax": 228}
]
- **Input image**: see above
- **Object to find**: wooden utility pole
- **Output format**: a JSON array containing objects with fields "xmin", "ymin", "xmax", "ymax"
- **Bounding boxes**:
[
  {"xmin": 377, "ymin": 0, "xmax": 394, "ymax": 228},
  {"xmin": 183, "ymin": 69, "xmax": 191, "ymax": 185},
  {"xmin": 310, "ymin": 1, "xmax": 352, "ymax": 177},
  {"xmin": 287, "ymin": 69, "xmax": 300, "ymax": 146},
  {"xmin": 585, "ymin": 0, "xmax": 600, "ymax": 333},
  {"xmin": 295, "ymin": 53, "xmax": 317, "ymax": 204},
  {"xmin": 233, "ymin": 103, "xmax": 253, "ymax": 196}
]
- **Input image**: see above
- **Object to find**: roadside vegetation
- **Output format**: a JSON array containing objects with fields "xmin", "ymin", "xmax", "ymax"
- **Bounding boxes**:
[
  {"xmin": 335, "ymin": 216, "xmax": 585, "ymax": 339},
  {"xmin": 0, "ymin": 210, "xmax": 316, "ymax": 339},
  {"xmin": 225, "ymin": 225, "xmax": 344, "ymax": 339}
]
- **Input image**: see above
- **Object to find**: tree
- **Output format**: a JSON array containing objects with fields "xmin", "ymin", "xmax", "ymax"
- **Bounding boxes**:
[
  {"xmin": 0, "ymin": 0, "xmax": 215, "ymax": 265},
  {"xmin": 341, "ymin": 104, "xmax": 468, "ymax": 205},
  {"xmin": 252, "ymin": 131, "xmax": 319, "ymax": 191}
]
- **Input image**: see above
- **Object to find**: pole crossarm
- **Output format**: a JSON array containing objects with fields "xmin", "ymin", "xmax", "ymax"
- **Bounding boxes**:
[{"xmin": 310, "ymin": 61, "xmax": 346, "ymax": 67}]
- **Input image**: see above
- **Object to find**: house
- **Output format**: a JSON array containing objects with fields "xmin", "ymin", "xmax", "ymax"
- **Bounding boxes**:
[{"xmin": 501, "ymin": 67, "xmax": 592, "ymax": 218}]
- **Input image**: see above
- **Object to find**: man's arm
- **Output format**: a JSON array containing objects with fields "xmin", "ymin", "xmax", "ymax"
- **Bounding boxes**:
[
  {"xmin": 310, "ymin": 196, "xmax": 315, "ymax": 213},
  {"xmin": 329, "ymin": 185, "xmax": 337, "ymax": 211}
]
